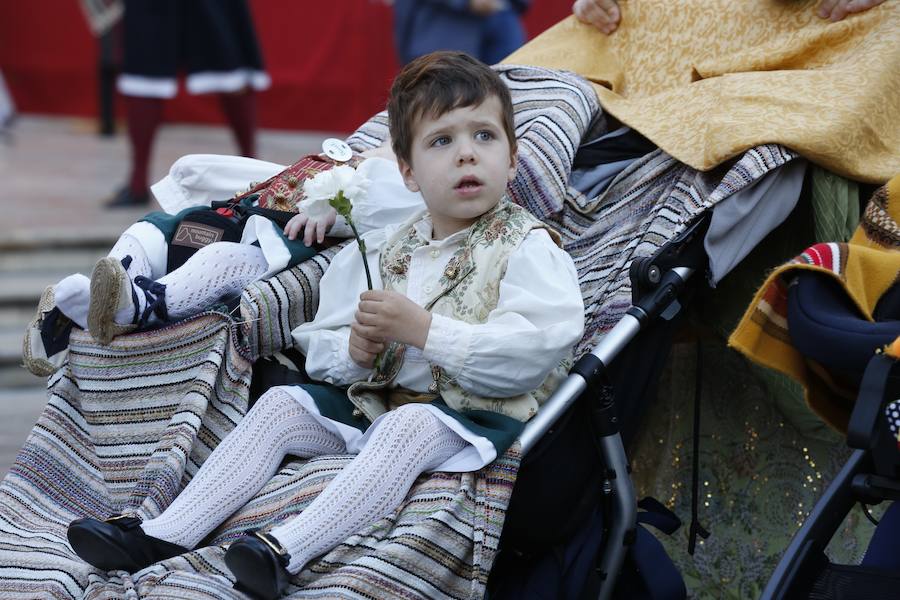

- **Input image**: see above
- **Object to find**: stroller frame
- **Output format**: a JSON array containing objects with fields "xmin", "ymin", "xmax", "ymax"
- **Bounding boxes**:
[
  {"xmin": 762, "ymin": 350, "xmax": 900, "ymax": 600},
  {"xmin": 514, "ymin": 215, "xmax": 710, "ymax": 599}
]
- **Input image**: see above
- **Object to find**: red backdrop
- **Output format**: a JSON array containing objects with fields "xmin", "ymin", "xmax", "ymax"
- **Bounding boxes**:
[{"xmin": 0, "ymin": 1, "xmax": 570, "ymax": 134}]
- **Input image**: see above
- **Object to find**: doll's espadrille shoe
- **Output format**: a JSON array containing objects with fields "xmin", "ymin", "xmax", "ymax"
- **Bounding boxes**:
[{"xmin": 87, "ymin": 256, "xmax": 139, "ymax": 344}]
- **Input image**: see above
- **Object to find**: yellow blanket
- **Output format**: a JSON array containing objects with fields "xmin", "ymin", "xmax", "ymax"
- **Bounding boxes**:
[
  {"xmin": 506, "ymin": 0, "xmax": 900, "ymax": 184},
  {"xmin": 729, "ymin": 175, "xmax": 900, "ymax": 430}
]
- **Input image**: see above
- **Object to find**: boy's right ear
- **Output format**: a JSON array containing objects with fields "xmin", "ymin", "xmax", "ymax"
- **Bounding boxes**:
[{"xmin": 398, "ymin": 159, "xmax": 420, "ymax": 193}]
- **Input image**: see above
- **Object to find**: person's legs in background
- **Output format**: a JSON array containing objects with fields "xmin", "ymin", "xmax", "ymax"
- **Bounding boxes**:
[
  {"xmin": 218, "ymin": 89, "xmax": 257, "ymax": 158},
  {"xmin": 108, "ymin": 0, "xmax": 268, "ymax": 208},
  {"xmin": 111, "ymin": 95, "xmax": 165, "ymax": 207},
  {"xmin": 107, "ymin": 0, "xmax": 178, "ymax": 208}
]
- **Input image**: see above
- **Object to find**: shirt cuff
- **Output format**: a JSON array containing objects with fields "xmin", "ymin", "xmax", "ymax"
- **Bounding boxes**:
[
  {"xmin": 304, "ymin": 330, "xmax": 372, "ymax": 385},
  {"xmin": 422, "ymin": 313, "xmax": 471, "ymax": 378},
  {"xmin": 335, "ymin": 341, "xmax": 373, "ymax": 383}
]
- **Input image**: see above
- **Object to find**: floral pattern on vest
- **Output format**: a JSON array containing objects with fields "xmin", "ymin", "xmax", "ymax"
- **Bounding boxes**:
[{"xmin": 347, "ymin": 199, "xmax": 571, "ymax": 423}]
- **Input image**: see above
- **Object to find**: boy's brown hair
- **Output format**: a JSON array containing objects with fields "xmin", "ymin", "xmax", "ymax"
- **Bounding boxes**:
[{"xmin": 387, "ymin": 51, "xmax": 516, "ymax": 166}]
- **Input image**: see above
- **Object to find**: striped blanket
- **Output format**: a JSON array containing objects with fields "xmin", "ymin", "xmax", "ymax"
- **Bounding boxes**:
[
  {"xmin": 0, "ymin": 65, "xmax": 794, "ymax": 598},
  {"xmin": 1, "ymin": 282, "xmax": 518, "ymax": 599}
]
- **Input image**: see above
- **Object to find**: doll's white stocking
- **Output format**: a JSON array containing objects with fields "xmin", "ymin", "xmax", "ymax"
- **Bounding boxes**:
[
  {"xmin": 55, "ymin": 230, "xmax": 155, "ymax": 329},
  {"xmin": 151, "ymin": 241, "xmax": 268, "ymax": 321}
]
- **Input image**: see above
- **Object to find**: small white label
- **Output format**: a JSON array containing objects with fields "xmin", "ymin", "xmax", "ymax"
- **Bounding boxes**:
[{"xmin": 322, "ymin": 138, "xmax": 353, "ymax": 162}]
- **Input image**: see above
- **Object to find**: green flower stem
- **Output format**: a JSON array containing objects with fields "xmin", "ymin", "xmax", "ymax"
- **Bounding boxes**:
[
  {"xmin": 330, "ymin": 190, "xmax": 373, "ymax": 291},
  {"xmin": 348, "ymin": 220, "xmax": 373, "ymax": 291},
  {"xmin": 329, "ymin": 190, "xmax": 380, "ymax": 371}
]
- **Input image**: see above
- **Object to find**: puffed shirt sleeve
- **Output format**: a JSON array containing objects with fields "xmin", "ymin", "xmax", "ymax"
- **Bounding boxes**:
[
  {"xmin": 150, "ymin": 154, "xmax": 286, "ymax": 214},
  {"xmin": 421, "ymin": 229, "xmax": 584, "ymax": 397},
  {"xmin": 327, "ymin": 157, "xmax": 425, "ymax": 238},
  {"xmin": 290, "ymin": 227, "xmax": 389, "ymax": 385}
]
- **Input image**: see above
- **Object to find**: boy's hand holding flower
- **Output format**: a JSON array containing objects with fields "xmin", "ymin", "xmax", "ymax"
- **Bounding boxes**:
[
  {"xmin": 349, "ymin": 325, "xmax": 385, "ymax": 368},
  {"xmin": 354, "ymin": 290, "xmax": 432, "ymax": 350}
]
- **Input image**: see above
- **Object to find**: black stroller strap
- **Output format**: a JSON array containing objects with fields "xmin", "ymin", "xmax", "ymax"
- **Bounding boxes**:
[
  {"xmin": 688, "ymin": 341, "xmax": 710, "ymax": 555},
  {"xmin": 210, "ymin": 200, "xmax": 298, "ymax": 230}
]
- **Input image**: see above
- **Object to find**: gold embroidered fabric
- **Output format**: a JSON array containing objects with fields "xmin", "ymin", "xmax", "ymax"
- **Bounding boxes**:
[{"xmin": 505, "ymin": 0, "xmax": 900, "ymax": 184}]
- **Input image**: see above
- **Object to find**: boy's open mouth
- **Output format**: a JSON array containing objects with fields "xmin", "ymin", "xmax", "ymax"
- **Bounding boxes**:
[{"xmin": 455, "ymin": 176, "xmax": 483, "ymax": 191}]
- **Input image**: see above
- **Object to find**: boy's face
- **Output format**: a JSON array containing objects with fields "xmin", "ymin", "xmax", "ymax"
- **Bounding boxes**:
[{"xmin": 398, "ymin": 96, "xmax": 517, "ymax": 239}]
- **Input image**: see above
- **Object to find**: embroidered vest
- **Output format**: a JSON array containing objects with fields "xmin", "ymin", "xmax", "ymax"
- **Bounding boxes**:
[{"xmin": 347, "ymin": 199, "xmax": 572, "ymax": 423}]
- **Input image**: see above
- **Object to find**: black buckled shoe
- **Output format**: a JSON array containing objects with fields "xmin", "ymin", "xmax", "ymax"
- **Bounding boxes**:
[
  {"xmin": 66, "ymin": 514, "xmax": 188, "ymax": 572},
  {"xmin": 224, "ymin": 530, "xmax": 292, "ymax": 600}
]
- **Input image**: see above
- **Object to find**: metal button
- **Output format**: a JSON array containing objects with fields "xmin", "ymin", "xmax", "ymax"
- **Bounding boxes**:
[{"xmin": 322, "ymin": 138, "xmax": 353, "ymax": 162}]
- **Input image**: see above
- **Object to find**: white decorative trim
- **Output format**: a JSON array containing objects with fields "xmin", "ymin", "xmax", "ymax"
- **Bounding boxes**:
[
  {"xmin": 117, "ymin": 75, "xmax": 178, "ymax": 99},
  {"xmin": 186, "ymin": 69, "xmax": 271, "ymax": 95}
]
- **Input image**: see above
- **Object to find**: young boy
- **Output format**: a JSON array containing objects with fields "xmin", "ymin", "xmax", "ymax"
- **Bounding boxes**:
[{"xmin": 66, "ymin": 51, "xmax": 584, "ymax": 599}]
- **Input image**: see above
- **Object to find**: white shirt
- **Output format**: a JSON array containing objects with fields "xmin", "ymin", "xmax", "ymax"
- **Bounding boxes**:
[{"xmin": 292, "ymin": 213, "xmax": 585, "ymax": 398}]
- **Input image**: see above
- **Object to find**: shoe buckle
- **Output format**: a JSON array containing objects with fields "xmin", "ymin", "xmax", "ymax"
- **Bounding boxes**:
[
  {"xmin": 251, "ymin": 530, "xmax": 288, "ymax": 558},
  {"xmin": 105, "ymin": 513, "xmax": 142, "ymax": 529}
]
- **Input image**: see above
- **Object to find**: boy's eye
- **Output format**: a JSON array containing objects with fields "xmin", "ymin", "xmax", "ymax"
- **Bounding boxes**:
[
  {"xmin": 430, "ymin": 135, "xmax": 451, "ymax": 147},
  {"xmin": 475, "ymin": 130, "xmax": 495, "ymax": 142}
]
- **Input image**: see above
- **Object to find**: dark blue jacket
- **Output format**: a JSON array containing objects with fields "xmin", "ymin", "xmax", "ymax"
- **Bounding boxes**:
[{"xmin": 393, "ymin": 0, "xmax": 530, "ymax": 65}]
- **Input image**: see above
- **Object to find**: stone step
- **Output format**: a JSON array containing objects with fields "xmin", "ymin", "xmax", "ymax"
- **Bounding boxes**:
[
  {"xmin": 0, "ymin": 228, "xmax": 119, "ymax": 253},
  {"xmin": 0, "ymin": 363, "xmax": 44, "ymax": 389},
  {"xmin": 0, "ymin": 291, "xmax": 39, "ymax": 376},
  {"xmin": 0, "ymin": 325, "xmax": 26, "ymax": 365},
  {"xmin": 0, "ymin": 246, "xmax": 107, "ymax": 273},
  {"xmin": 0, "ymin": 248, "xmax": 106, "ymax": 307}
]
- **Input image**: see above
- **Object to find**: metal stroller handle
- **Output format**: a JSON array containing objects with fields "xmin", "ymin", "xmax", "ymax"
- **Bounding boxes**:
[
  {"xmin": 520, "ymin": 264, "xmax": 696, "ymax": 455},
  {"xmin": 519, "ymin": 265, "xmax": 694, "ymax": 600}
]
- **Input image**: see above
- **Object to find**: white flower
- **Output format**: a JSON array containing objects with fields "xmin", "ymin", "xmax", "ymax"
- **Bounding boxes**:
[
  {"xmin": 300, "ymin": 165, "xmax": 371, "ymax": 219},
  {"xmin": 299, "ymin": 195, "xmax": 334, "ymax": 220},
  {"xmin": 303, "ymin": 165, "xmax": 369, "ymax": 202}
]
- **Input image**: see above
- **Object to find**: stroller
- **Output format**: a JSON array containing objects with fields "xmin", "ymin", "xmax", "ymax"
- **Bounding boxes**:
[
  {"xmin": 761, "ymin": 268, "xmax": 900, "ymax": 599},
  {"xmin": 0, "ymin": 63, "xmax": 803, "ymax": 599}
]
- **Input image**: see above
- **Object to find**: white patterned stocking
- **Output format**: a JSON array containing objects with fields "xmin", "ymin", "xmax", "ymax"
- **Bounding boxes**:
[
  {"xmin": 153, "ymin": 241, "xmax": 268, "ymax": 320},
  {"xmin": 140, "ymin": 389, "xmax": 345, "ymax": 549},
  {"xmin": 108, "ymin": 232, "xmax": 154, "ymax": 280},
  {"xmin": 269, "ymin": 405, "xmax": 468, "ymax": 573}
]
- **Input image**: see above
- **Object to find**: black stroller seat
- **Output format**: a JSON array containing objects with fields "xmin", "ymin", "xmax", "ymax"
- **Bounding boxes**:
[{"xmin": 763, "ymin": 270, "xmax": 900, "ymax": 600}]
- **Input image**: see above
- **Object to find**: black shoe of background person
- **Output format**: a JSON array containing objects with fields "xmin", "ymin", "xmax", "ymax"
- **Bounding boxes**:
[
  {"xmin": 224, "ymin": 530, "xmax": 292, "ymax": 600},
  {"xmin": 67, "ymin": 514, "xmax": 188, "ymax": 572},
  {"xmin": 105, "ymin": 186, "xmax": 150, "ymax": 209}
]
